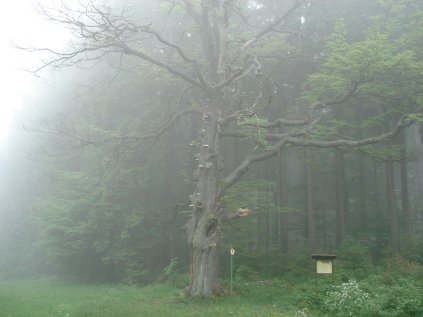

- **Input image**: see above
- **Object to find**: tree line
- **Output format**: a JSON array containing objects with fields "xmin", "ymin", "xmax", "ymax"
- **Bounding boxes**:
[{"xmin": 1, "ymin": 0, "xmax": 423, "ymax": 297}]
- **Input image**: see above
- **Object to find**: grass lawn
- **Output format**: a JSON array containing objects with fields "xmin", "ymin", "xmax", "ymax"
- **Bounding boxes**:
[{"xmin": 0, "ymin": 279, "xmax": 305, "ymax": 317}]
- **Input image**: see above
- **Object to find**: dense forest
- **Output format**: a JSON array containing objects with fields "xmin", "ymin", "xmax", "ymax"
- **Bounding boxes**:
[{"xmin": 1, "ymin": 0, "xmax": 423, "ymax": 305}]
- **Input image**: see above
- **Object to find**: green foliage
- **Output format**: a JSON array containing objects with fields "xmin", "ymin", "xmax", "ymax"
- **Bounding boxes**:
[
  {"xmin": 383, "ymin": 255, "xmax": 423, "ymax": 283},
  {"xmin": 223, "ymin": 179, "xmax": 277, "ymax": 214},
  {"xmin": 234, "ymin": 278, "xmax": 292, "ymax": 305},
  {"xmin": 222, "ymin": 180, "xmax": 294, "ymax": 280},
  {"xmin": 302, "ymin": 20, "xmax": 423, "ymax": 114},
  {"xmin": 239, "ymin": 118, "xmax": 271, "ymax": 150},
  {"xmin": 233, "ymin": 264, "xmax": 257, "ymax": 282},
  {"xmin": 5, "ymin": 0, "xmax": 423, "ymax": 304},
  {"xmin": 407, "ymin": 113, "xmax": 423, "ymax": 123},
  {"xmin": 159, "ymin": 258, "xmax": 188, "ymax": 288},
  {"xmin": 304, "ymin": 119, "xmax": 353, "ymax": 141},
  {"xmin": 2, "ymin": 261, "xmax": 423, "ymax": 317},
  {"xmin": 337, "ymin": 236, "xmax": 374, "ymax": 279},
  {"xmin": 359, "ymin": 144, "xmax": 403, "ymax": 161},
  {"xmin": 377, "ymin": 279, "xmax": 423, "ymax": 317},
  {"xmin": 401, "ymin": 237, "xmax": 423, "ymax": 264},
  {"xmin": 324, "ymin": 280, "xmax": 371, "ymax": 317},
  {"xmin": 294, "ymin": 276, "xmax": 423, "ymax": 317},
  {"xmin": 357, "ymin": 277, "xmax": 423, "ymax": 317},
  {"xmin": 163, "ymin": 257, "xmax": 179, "ymax": 279},
  {"xmin": 34, "ymin": 165, "xmax": 168, "ymax": 283}
]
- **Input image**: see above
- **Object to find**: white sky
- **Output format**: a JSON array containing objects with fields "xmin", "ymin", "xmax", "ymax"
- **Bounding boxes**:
[{"xmin": 0, "ymin": 0, "xmax": 72, "ymax": 145}]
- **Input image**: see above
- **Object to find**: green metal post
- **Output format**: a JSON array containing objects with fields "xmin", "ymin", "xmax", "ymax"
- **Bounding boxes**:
[{"xmin": 230, "ymin": 254, "xmax": 233, "ymax": 295}]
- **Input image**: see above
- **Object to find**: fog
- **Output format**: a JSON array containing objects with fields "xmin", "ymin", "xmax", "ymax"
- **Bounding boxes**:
[{"xmin": 0, "ymin": 0, "xmax": 423, "ymax": 300}]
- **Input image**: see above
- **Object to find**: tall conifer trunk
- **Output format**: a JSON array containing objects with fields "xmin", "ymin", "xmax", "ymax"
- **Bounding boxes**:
[
  {"xmin": 358, "ymin": 155, "xmax": 368, "ymax": 235},
  {"xmin": 277, "ymin": 152, "xmax": 289, "ymax": 253},
  {"xmin": 305, "ymin": 149, "xmax": 316, "ymax": 252},
  {"xmin": 398, "ymin": 131, "xmax": 412, "ymax": 233},
  {"xmin": 386, "ymin": 161, "xmax": 400, "ymax": 252},
  {"xmin": 335, "ymin": 149, "xmax": 348, "ymax": 245}
]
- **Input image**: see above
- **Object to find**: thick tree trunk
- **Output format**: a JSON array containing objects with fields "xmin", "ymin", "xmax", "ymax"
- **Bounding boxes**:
[
  {"xmin": 188, "ymin": 210, "xmax": 221, "ymax": 297},
  {"xmin": 186, "ymin": 176, "xmax": 222, "ymax": 296},
  {"xmin": 186, "ymin": 93, "xmax": 224, "ymax": 297}
]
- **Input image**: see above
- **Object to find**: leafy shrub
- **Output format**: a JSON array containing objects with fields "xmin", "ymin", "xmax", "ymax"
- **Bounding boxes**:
[
  {"xmin": 284, "ymin": 251, "xmax": 314, "ymax": 281},
  {"xmin": 292, "ymin": 307, "xmax": 311, "ymax": 317},
  {"xmin": 235, "ymin": 264, "xmax": 260, "ymax": 282},
  {"xmin": 337, "ymin": 236, "xmax": 373, "ymax": 279},
  {"xmin": 158, "ymin": 258, "xmax": 188, "ymax": 288},
  {"xmin": 401, "ymin": 236, "xmax": 423, "ymax": 264},
  {"xmin": 323, "ymin": 279, "xmax": 423, "ymax": 317},
  {"xmin": 323, "ymin": 280, "xmax": 370, "ymax": 317},
  {"xmin": 291, "ymin": 280, "xmax": 333, "ymax": 311},
  {"xmin": 378, "ymin": 278, "xmax": 423, "ymax": 317},
  {"xmin": 383, "ymin": 254, "xmax": 423, "ymax": 282}
]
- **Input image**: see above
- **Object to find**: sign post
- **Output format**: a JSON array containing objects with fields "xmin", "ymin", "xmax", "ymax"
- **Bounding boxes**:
[
  {"xmin": 311, "ymin": 254, "xmax": 336, "ymax": 285},
  {"xmin": 230, "ymin": 248, "xmax": 235, "ymax": 295}
]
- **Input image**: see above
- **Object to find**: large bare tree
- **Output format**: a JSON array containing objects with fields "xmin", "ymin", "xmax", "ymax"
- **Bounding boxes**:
[{"xmin": 23, "ymin": 0, "xmax": 419, "ymax": 296}]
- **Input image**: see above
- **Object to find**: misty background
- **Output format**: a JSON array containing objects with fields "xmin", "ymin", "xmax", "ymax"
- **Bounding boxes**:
[{"xmin": 1, "ymin": 0, "xmax": 423, "ymax": 286}]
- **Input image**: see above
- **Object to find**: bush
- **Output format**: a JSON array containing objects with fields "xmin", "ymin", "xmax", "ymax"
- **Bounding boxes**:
[
  {"xmin": 337, "ymin": 236, "xmax": 373, "ymax": 279},
  {"xmin": 235, "ymin": 264, "xmax": 260, "ymax": 282},
  {"xmin": 401, "ymin": 236, "xmax": 423, "ymax": 264},
  {"xmin": 378, "ymin": 278, "xmax": 423, "ymax": 317},
  {"xmin": 323, "ymin": 280, "xmax": 371, "ymax": 317},
  {"xmin": 158, "ymin": 258, "xmax": 189, "ymax": 288},
  {"xmin": 342, "ymin": 276, "xmax": 423, "ymax": 317},
  {"xmin": 383, "ymin": 254, "xmax": 423, "ymax": 282}
]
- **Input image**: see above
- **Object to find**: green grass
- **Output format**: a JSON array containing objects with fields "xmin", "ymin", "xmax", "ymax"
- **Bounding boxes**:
[{"xmin": 0, "ymin": 279, "xmax": 305, "ymax": 317}]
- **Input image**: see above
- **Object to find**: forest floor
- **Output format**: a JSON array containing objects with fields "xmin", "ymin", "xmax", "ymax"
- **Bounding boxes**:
[
  {"xmin": 0, "ymin": 278, "xmax": 308, "ymax": 317},
  {"xmin": 2, "ymin": 274, "xmax": 422, "ymax": 317}
]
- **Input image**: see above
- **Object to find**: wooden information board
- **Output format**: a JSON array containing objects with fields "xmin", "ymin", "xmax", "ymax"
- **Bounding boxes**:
[
  {"xmin": 316, "ymin": 260, "xmax": 333, "ymax": 274},
  {"xmin": 311, "ymin": 254, "xmax": 336, "ymax": 283}
]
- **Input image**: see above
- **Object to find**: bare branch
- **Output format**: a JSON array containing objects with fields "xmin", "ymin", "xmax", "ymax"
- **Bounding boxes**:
[
  {"xmin": 217, "ymin": 55, "xmax": 258, "ymax": 89},
  {"xmin": 218, "ymin": 79, "xmax": 356, "ymax": 135},
  {"xmin": 220, "ymin": 130, "xmax": 299, "ymax": 141},
  {"xmin": 91, "ymin": 107, "xmax": 202, "ymax": 145},
  {"xmin": 137, "ymin": 27, "xmax": 207, "ymax": 87},
  {"xmin": 239, "ymin": 1, "xmax": 302, "ymax": 54},
  {"xmin": 251, "ymin": 81, "xmax": 358, "ymax": 129},
  {"xmin": 25, "ymin": 1, "xmax": 205, "ymax": 87},
  {"xmin": 285, "ymin": 115, "xmax": 412, "ymax": 148},
  {"xmin": 16, "ymin": 44, "xmax": 115, "ymax": 74},
  {"xmin": 119, "ymin": 43, "xmax": 202, "ymax": 87},
  {"xmin": 326, "ymin": 81, "xmax": 359, "ymax": 106},
  {"xmin": 31, "ymin": 107, "xmax": 202, "ymax": 153},
  {"xmin": 218, "ymin": 140, "xmax": 287, "ymax": 198},
  {"xmin": 134, "ymin": 107, "xmax": 203, "ymax": 142},
  {"xmin": 218, "ymin": 104, "xmax": 260, "ymax": 127},
  {"xmin": 218, "ymin": 113, "xmax": 417, "ymax": 198},
  {"xmin": 262, "ymin": 117, "xmax": 315, "ymax": 128}
]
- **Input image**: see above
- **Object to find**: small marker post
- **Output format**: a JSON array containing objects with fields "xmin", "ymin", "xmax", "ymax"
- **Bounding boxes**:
[{"xmin": 230, "ymin": 248, "xmax": 235, "ymax": 295}]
